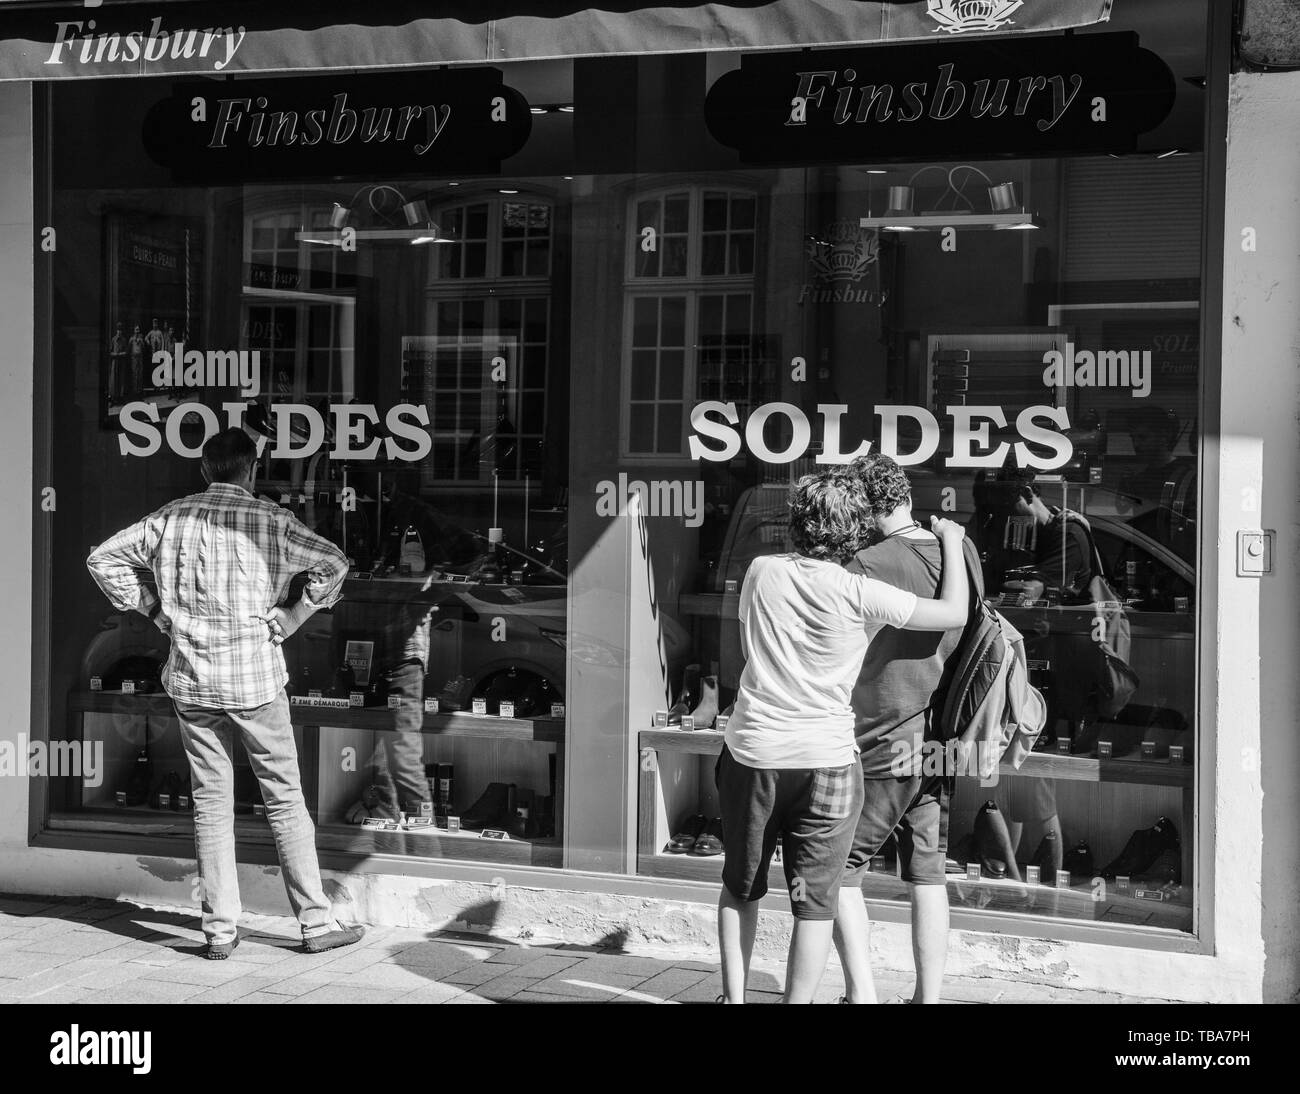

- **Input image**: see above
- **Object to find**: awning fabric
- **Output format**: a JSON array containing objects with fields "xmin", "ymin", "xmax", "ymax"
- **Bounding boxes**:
[{"xmin": 0, "ymin": 1, "xmax": 1114, "ymax": 81}]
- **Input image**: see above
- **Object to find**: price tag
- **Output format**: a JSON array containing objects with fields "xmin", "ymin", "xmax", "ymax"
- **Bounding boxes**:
[
  {"xmin": 480, "ymin": 828, "xmax": 507, "ymax": 840},
  {"xmin": 715, "ymin": 715, "xmax": 729, "ymax": 733},
  {"xmin": 178, "ymin": 795, "xmax": 190, "ymax": 810},
  {"xmin": 550, "ymin": 703, "xmax": 566, "ymax": 718},
  {"xmin": 424, "ymin": 698, "xmax": 440, "ymax": 714},
  {"xmin": 680, "ymin": 714, "xmax": 694, "ymax": 731},
  {"xmin": 653, "ymin": 710, "xmax": 669, "ymax": 727},
  {"xmin": 253, "ymin": 804, "xmax": 267, "ymax": 819},
  {"xmin": 1056, "ymin": 737, "xmax": 1072, "ymax": 755},
  {"xmin": 472, "ymin": 697, "xmax": 488, "ymax": 715},
  {"xmin": 388, "ymin": 695, "xmax": 403, "ymax": 711},
  {"xmin": 406, "ymin": 816, "xmax": 432, "ymax": 828},
  {"xmin": 1055, "ymin": 870, "xmax": 1071, "ymax": 889},
  {"xmin": 1141, "ymin": 740, "xmax": 1157, "ymax": 759},
  {"xmin": 115, "ymin": 790, "xmax": 126, "ymax": 805},
  {"xmin": 1135, "ymin": 888, "xmax": 1168, "ymax": 903},
  {"xmin": 308, "ymin": 689, "xmax": 323, "ymax": 699},
  {"xmin": 121, "ymin": 680, "xmax": 136, "ymax": 695},
  {"xmin": 1116, "ymin": 875, "xmax": 1130, "ymax": 891},
  {"xmin": 498, "ymin": 700, "xmax": 515, "ymax": 719},
  {"xmin": 965, "ymin": 863, "xmax": 981, "ymax": 881},
  {"xmin": 724, "ymin": 580, "xmax": 738, "ymax": 594},
  {"xmin": 447, "ymin": 816, "xmax": 461, "ymax": 833},
  {"xmin": 419, "ymin": 800, "xmax": 434, "ymax": 818},
  {"xmin": 1025, "ymin": 865, "xmax": 1041, "ymax": 885},
  {"xmin": 90, "ymin": 675, "xmax": 103, "ymax": 691},
  {"xmin": 869, "ymin": 854, "xmax": 886, "ymax": 873},
  {"xmin": 1169, "ymin": 744, "xmax": 1185, "ymax": 763},
  {"xmin": 350, "ymin": 692, "xmax": 366, "ymax": 708},
  {"xmin": 157, "ymin": 793, "xmax": 170, "ymax": 809},
  {"xmin": 1098, "ymin": 740, "xmax": 1113, "ymax": 759}
]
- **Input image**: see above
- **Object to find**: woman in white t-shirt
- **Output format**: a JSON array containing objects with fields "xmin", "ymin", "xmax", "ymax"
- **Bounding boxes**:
[{"xmin": 716, "ymin": 465, "xmax": 968, "ymax": 1004}]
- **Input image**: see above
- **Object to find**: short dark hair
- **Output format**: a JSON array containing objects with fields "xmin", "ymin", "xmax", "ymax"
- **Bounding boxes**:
[
  {"xmin": 202, "ymin": 428, "xmax": 257, "ymax": 484},
  {"xmin": 788, "ymin": 467, "xmax": 871, "ymax": 564},
  {"xmin": 851, "ymin": 453, "xmax": 912, "ymax": 518}
]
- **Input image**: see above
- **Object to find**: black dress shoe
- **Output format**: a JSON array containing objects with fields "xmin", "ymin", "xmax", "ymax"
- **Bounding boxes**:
[
  {"xmin": 690, "ymin": 817, "xmax": 724, "ymax": 856},
  {"xmin": 1062, "ymin": 840, "xmax": 1095, "ymax": 880},
  {"xmin": 461, "ymin": 782, "xmax": 514, "ymax": 831},
  {"xmin": 947, "ymin": 833, "xmax": 976, "ymax": 873},
  {"xmin": 973, "ymin": 801, "xmax": 1021, "ymax": 882},
  {"xmin": 1101, "ymin": 816, "xmax": 1179, "ymax": 880},
  {"xmin": 1133, "ymin": 847, "xmax": 1182, "ymax": 886},
  {"xmin": 666, "ymin": 814, "xmax": 707, "ymax": 854},
  {"xmin": 1030, "ymin": 830, "xmax": 1062, "ymax": 884}
]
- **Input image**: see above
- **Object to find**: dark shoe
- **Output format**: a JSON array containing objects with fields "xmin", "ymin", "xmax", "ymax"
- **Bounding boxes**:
[
  {"xmin": 461, "ymin": 782, "xmax": 514, "ymax": 831},
  {"xmin": 666, "ymin": 813, "xmax": 707, "ymax": 854},
  {"xmin": 690, "ymin": 817, "xmax": 724, "ymax": 856},
  {"xmin": 1030, "ymin": 830, "xmax": 1062, "ymax": 884},
  {"xmin": 974, "ymin": 801, "xmax": 1021, "ymax": 882},
  {"xmin": 203, "ymin": 936, "xmax": 240, "ymax": 960},
  {"xmin": 1101, "ymin": 816, "xmax": 1179, "ymax": 880},
  {"xmin": 667, "ymin": 664, "xmax": 701, "ymax": 727},
  {"xmin": 1069, "ymin": 719, "xmax": 1100, "ymax": 757},
  {"xmin": 1133, "ymin": 847, "xmax": 1182, "ymax": 886},
  {"xmin": 1062, "ymin": 840, "xmax": 1096, "ymax": 880},
  {"xmin": 122, "ymin": 750, "xmax": 152, "ymax": 807},
  {"xmin": 304, "ymin": 925, "xmax": 366, "ymax": 954}
]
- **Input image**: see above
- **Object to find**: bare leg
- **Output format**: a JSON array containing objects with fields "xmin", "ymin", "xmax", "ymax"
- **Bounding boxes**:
[
  {"xmin": 910, "ymin": 883, "xmax": 950, "ymax": 1003},
  {"xmin": 784, "ymin": 919, "xmax": 835, "ymax": 1003},
  {"xmin": 832, "ymin": 885, "xmax": 878, "ymax": 1003},
  {"xmin": 717, "ymin": 887, "xmax": 758, "ymax": 1003}
]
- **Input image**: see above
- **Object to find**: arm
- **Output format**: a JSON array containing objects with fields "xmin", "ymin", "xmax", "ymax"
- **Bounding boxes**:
[
  {"xmin": 258, "ymin": 515, "xmax": 349, "ymax": 645},
  {"xmin": 900, "ymin": 516, "xmax": 969, "ymax": 632},
  {"xmin": 86, "ymin": 514, "xmax": 164, "ymax": 624}
]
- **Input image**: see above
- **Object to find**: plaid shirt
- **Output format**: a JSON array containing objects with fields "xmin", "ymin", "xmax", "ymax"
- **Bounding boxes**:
[{"xmin": 87, "ymin": 482, "xmax": 349, "ymax": 710}]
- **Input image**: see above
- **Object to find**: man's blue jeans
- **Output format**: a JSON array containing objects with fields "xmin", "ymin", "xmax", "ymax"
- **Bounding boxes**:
[{"xmin": 175, "ymin": 691, "xmax": 336, "ymax": 944}]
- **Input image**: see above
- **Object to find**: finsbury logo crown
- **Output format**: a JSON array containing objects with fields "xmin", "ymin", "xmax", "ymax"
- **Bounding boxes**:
[
  {"xmin": 927, "ymin": 0, "xmax": 1026, "ymax": 34},
  {"xmin": 806, "ymin": 220, "xmax": 879, "ymax": 283}
]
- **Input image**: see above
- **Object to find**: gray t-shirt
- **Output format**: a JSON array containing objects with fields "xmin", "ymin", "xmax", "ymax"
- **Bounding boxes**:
[{"xmin": 847, "ymin": 534, "xmax": 976, "ymax": 778}]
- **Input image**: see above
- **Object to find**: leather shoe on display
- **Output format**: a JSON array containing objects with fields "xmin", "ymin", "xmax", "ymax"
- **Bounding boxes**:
[
  {"xmin": 1030, "ymin": 829, "xmax": 1062, "ymax": 884},
  {"xmin": 1062, "ymin": 840, "xmax": 1096, "ymax": 880},
  {"xmin": 1069, "ymin": 719, "xmax": 1100, "ymax": 756},
  {"xmin": 690, "ymin": 674, "xmax": 719, "ymax": 730},
  {"xmin": 666, "ymin": 813, "xmax": 708, "ymax": 854},
  {"xmin": 974, "ymin": 801, "xmax": 1021, "ymax": 882},
  {"xmin": 667, "ymin": 664, "xmax": 701, "ymax": 727},
  {"xmin": 690, "ymin": 816, "xmax": 724, "ymax": 856},
  {"xmin": 436, "ymin": 674, "xmax": 473, "ymax": 712},
  {"xmin": 947, "ymin": 833, "xmax": 975, "ymax": 873},
  {"xmin": 461, "ymin": 781, "xmax": 515, "ymax": 830},
  {"xmin": 1133, "ymin": 847, "xmax": 1182, "ymax": 886},
  {"xmin": 1100, "ymin": 816, "xmax": 1179, "ymax": 880}
]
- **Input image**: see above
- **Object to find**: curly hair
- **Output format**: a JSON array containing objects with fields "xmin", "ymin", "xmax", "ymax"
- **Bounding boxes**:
[
  {"xmin": 850, "ymin": 453, "xmax": 912, "ymax": 518},
  {"xmin": 788, "ymin": 468, "xmax": 872, "ymax": 564}
]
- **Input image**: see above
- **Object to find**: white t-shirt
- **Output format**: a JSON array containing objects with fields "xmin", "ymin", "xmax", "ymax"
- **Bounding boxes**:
[{"xmin": 725, "ymin": 554, "xmax": 918, "ymax": 769}]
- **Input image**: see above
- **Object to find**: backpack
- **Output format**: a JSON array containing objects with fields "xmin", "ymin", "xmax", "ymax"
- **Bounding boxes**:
[{"xmin": 938, "ymin": 546, "xmax": 1047, "ymax": 777}]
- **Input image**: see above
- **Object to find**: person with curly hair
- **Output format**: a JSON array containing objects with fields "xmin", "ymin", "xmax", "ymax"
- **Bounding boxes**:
[{"xmin": 716, "ymin": 464, "xmax": 969, "ymax": 1003}]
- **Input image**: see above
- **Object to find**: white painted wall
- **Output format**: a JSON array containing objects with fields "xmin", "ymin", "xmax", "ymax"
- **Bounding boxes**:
[{"xmin": 1, "ymin": 72, "xmax": 1296, "ymax": 1001}]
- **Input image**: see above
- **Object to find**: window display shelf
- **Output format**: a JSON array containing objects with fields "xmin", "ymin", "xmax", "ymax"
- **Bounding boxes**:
[
  {"xmin": 70, "ymin": 691, "xmax": 565, "ymax": 743},
  {"xmin": 638, "ymin": 729, "xmax": 1192, "ymax": 787},
  {"xmin": 47, "ymin": 810, "xmax": 562, "ymax": 867}
]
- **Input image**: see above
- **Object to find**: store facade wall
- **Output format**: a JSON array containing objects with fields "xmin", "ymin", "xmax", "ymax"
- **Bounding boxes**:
[{"xmin": 0, "ymin": 3, "xmax": 1294, "ymax": 1002}]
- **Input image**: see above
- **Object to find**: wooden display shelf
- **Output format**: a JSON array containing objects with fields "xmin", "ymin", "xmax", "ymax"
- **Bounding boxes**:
[
  {"xmin": 638, "ymin": 729, "xmax": 1192, "ymax": 787},
  {"xmin": 70, "ymin": 691, "xmax": 564, "ymax": 743}
]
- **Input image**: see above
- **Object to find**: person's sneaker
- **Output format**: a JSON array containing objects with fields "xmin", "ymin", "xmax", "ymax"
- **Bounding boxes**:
[
  {"xmin": 304, "ymin": 925, "xmax": 366, "ymax": 954},
  {"xmin": 203, "ymin": 936, "xmax": 240, "ymax": 960}
]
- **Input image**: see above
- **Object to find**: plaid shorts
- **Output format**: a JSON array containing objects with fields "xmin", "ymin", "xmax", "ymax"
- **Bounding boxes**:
[{"xmin": 716, "ymin": 747, "xmax": 864, "ymax": 921}]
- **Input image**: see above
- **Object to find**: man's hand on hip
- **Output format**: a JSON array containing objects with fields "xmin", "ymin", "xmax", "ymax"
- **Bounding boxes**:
[{"xmin": 256, "ymin": 603, "xmax": 311, "ymax": 646}]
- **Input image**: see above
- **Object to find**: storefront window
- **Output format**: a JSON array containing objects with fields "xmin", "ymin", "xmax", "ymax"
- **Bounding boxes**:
[{"xmin": 42, "ymin": 0, "xmax": 1208, "ymax": 937}]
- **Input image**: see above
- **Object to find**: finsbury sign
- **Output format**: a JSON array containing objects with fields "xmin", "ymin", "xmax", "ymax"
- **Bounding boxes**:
[{"xmin": 46, "ymin": 17, "xmax": 246, "ymax": 71}]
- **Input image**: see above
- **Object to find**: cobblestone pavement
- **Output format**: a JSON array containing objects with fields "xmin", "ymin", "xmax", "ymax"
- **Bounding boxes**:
[{"xmin": 0, "ymin": 894, "xmax": 1167, "ymax": 1004}]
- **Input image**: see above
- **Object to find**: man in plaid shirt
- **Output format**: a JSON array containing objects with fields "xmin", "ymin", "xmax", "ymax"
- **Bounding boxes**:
[{"xmin": 87, "ymin": 428, "xmax": 364, "ymax": 959}]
